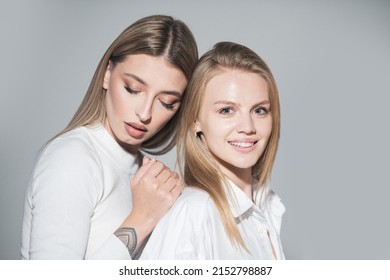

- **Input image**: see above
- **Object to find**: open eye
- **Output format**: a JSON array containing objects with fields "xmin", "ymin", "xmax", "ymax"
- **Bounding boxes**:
[
  {"xmin": 253, "ymin": 106, "xmax": 269, "ymax": 115},
  {"xmin": 219, "ymin": 107, "xmax": 234, "ymax": 114}
]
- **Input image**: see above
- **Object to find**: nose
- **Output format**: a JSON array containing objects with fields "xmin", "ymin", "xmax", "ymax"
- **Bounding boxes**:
[
  {"xmin": 135, "ymin": 95, "xmax": 153, "ymax": 123},
  {"xmin": 236, "ymin": 113, "xmax": 256, "ymax": 134}
]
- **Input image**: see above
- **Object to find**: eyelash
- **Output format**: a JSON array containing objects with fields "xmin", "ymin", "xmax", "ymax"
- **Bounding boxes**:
[
  {"xmin": 219, "ymin": 107, "xmax": 234, "ymax": 114},
  {"xmin": 218, "ymin": 106, "xmax": 270, "ymax": 115},
  {"xmin": 125, "ymin": 86, "xmax": 177, "ymax": 111},
  {"xmin": 159, "ymin": 100, "xmax": 176, "ymax": 111},
  {"xmin": 124, "ymin": 86, "xmax": 140, "ymax": 94},
  {"xmin": 254, "ymin": 107, "xmax": 270, "ymax": 115}
]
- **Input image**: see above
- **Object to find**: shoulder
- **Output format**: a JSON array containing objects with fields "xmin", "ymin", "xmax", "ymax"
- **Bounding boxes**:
[
  {"xmin": 179, "ymin": 187, "xmax": 212, "ymax": 205},
  {"xmin": 45, "ymin": 127, "xmax": 96, "ymax": 157},
  {"xmin": 259, "ymin": 187, "xmax": 286, "ymax": 234},
  {"xmin": 140, "ymin": 187, "xmax": 215, "ymax": 259},
  {"xmin": 27, "ymin": 127, "xmax": 105, "ymax": 205},
  {"xmin": 171, "ymin": 187, "xmax": 215, "ymax": 216},
  {"xmin": 157, "ymin": 187, "xmax": 214, "ymax": 227},
  {"xmin": 32, "ymin": 127, "xmax": 102, "ymax": 180},
  {"xmin": 255, "ymin": 185, "xmax": 285, "ymax": 214},
  {"xmin": 265, "ymin": 188, "xmax": 286, "ymax": 216},
  {"xmin": 39, "ymin": 127, "xmax": 100, "ymax": 165}
]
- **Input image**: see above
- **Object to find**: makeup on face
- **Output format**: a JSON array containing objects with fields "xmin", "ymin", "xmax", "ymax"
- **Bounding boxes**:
[{"xmin": 103, "ymin": 54, "xmax": 187, "ymax": 150}]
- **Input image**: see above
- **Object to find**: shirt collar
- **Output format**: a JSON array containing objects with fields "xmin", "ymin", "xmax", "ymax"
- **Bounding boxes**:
[{"xmin": 224, "ymin": 178, "xmax": 262, "ymax": 218}]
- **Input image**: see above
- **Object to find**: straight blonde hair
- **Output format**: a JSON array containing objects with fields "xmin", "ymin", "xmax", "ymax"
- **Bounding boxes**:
[
  {"xmin": 54, "ymin": 15, "xmax": 198, "ymax": 155},
  {"xmin": 176, "ymin": 42, "xmax": 280, "ymax": 250}
]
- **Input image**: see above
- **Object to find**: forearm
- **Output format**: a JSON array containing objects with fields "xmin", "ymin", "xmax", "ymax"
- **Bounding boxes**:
[{"xmin": 115, "ymin": 212, "xmax": 157, "ymax": 258}]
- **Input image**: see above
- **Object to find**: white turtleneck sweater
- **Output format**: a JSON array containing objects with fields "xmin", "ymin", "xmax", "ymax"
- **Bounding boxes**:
[{"xmin": 21, "ymin": 124, "xmax": 140, "ymax": 259}]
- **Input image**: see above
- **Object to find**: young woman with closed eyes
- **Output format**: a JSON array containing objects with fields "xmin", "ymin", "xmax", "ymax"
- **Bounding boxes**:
[{"xmin": 21, "ymin": 15, "xmax": 198, "ymax": 259}]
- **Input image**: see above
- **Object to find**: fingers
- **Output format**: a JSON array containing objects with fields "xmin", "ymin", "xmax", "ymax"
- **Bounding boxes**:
[
  {"xmin": 129, "ymin": 158, "xmax": 184, "ymax": 232},
  {"xmin": 139, "ymin": 157, "xmax": 176, "ymax": 184},
  {"xmin": 132, "ymin": 157, "xmax": 183, "ymax": 195},
  {"xmin": 159, "ymin": 173, "xmax": 183, "ymax": 195},
  {"xmin": 170, "ymin": 183, "xmax": 183, "ymax": 199},
  {"xmin": 131, "ymin": 156, "xmax": 155, "ymax": 185},
  {"xmin": 156, "ymin": 169, "xmax": 171, "ymax": 183},
  {"xmin": 132, "ymin": 157, "xmax": 166, "ymax": 184},
  {"xmin": 142, "ymin": 156, "xmax": 150, "ymax": 165},
  {"xmin": 145, "ymin": 159, "xmax": 165, "ymax": 178}
]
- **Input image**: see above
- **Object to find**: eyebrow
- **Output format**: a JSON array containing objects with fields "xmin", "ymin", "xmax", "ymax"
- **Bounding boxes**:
[
  {"xmin": 124, "ymin": 73, "xmax": 146, "ymax": 85},
  {"xmin": 124, "ymin": 73, "xmax": 183, "ymax": 99},
  {"xmin": 213, "ymin": 100, "xmax": 270, "ymax": 106}
]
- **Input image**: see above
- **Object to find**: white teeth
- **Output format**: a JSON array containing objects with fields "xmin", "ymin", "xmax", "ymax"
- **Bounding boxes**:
[{"xmin": 229, "ymin": 141, "xmax": 255, "ymax": 148}]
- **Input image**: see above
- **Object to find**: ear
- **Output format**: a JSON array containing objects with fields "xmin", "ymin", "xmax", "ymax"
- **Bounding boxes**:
[
  {"xmin": 193, "ymin": 120, "xmax": 202, "ymax": 134},
  {"xmin": 103, "ymin": 62, "xmax": 112, "ymax": 90}
]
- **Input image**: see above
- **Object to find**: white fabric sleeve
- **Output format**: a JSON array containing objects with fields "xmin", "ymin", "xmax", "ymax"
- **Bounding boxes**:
[
  {"xmin": 88, "ymin": 234, "xmax": 131, "ymax": 260},
  {"xmin": 26, "ymin": 138, "xmax": 129, "ymax": 259}
]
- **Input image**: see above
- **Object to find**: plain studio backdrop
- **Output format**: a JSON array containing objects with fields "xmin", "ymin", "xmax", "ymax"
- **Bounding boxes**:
[{"xmin": 1, "ymin": 0, "xmax": 389, "ymax": 260}]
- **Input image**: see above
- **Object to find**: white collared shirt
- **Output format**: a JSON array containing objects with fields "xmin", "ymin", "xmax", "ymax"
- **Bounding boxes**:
[{"xmin": 140, "ymin": 180, "xmax": 285, "ymax": 260}]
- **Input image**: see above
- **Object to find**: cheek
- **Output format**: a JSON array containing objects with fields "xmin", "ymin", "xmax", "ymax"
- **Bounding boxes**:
[
  {"xmin": 106, "ymin": 92, "xmax": 120, "ymax": 117},
  {"xmin": 151, "ymin": 107, "xmax": 176, "ymax": 127},
  {"xmin": 201, "ymin": 119, "xmax": 235, "ymax": 142},
  {"xmin": 107, "ymin": 85, "xmax": 131, "ymax": 117},
  {"xmin": 259, "ymin": 119, "xmax": 273, "ymax": 140}
]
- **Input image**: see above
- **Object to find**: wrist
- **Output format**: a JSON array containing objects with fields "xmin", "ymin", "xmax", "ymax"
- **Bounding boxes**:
[
  {"xmin": 120, "ymin": 212, "xmax": 157, "ymax": 248},
  {"xmin": 114, "ymin": 227, "xmax": 137, "ymax": 258}
]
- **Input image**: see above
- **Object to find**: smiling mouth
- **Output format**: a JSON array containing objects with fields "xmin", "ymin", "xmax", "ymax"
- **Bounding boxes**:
[{"xmin": 228, "ymin": 141, "xmax": 258, "ymax": 148}]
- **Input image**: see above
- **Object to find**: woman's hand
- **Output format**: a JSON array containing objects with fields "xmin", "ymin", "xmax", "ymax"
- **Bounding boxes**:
[{"xmin": 118, "ymin": 156, "xmax": 183, "ymax": 251}]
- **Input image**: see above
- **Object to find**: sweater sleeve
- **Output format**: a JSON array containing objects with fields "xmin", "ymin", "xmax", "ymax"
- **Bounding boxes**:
[
  {"xmin": 24, "ymin": 137, "xmax": 105, "ymax": 259},
  {"xmin": 87, "ymin": 234, "xmax": 131, "ymax": 260}
]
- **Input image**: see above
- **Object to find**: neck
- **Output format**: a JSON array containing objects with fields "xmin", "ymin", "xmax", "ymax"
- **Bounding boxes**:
[
  {"xmin": 217, "ymin": 161, "xmax": 253, "ymax": 199},
  {"xmin": 104, "ymin": 119, "xmax": 140, "ymax": 155}
]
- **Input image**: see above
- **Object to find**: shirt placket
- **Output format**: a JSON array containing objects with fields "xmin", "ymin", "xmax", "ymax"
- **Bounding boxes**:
[{"xmin": 252, "ymin": 206, "xmax": 279, "ymax": 260}]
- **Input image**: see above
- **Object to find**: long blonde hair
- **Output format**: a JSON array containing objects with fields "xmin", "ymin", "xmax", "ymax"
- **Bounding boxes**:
[
  {"xmin": 55, "ymin": 15, "xmax": 198, "ymax": 155},
  {"xmin": 176, "ymin": 42, "xmax": 280, "ymax": 249}
]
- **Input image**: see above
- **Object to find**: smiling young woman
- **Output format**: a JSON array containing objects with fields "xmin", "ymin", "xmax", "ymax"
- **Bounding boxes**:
[
  {"xmin": 21, "ymin": 15, "xmax": 198, "ymax": 260},
  {"xmin": 140, "ymin": 41, "xmax": 285, "ymax": 260}
]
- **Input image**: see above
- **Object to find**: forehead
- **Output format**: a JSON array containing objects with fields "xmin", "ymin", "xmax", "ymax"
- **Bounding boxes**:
[
  {"xmin": 203, "ymin": 69, "xmax": 269, "ymax": 102},
  {"xmin": 115, "ymin": 54, "xmax": 187, "ymax": 93}
]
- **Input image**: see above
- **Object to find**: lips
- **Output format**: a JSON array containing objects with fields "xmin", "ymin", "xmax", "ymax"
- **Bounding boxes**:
[
  {"xmin": 126, "ymin": 122, "xmax": 147, "ymax": 132},
  {"xmin": 228, "ymin": 141, "xmax": 256, "ymax": 148},
  {"xmin": 124, "ymin": 122, "xmax": 148, "ymax": 138},
  {"xmin": 228, "ymin": 140, "xmax": 258, "ymax": 153}
]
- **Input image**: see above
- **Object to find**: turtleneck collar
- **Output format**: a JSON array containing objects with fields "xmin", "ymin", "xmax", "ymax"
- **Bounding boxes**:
[{"xmin": 86, "ymin": 124, "xmax": 141, "ymax": 175}]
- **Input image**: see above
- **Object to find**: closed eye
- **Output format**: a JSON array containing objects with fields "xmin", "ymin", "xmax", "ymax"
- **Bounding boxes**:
[
  {"xmin": 124, "ymin": 86, "xmax": 141, "ymax": 94},
  {"xmin": 159, "ymin": 99, "xmax": 177, "ymax": 111}
]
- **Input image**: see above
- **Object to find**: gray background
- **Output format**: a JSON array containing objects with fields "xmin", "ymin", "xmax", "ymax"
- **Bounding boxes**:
[{"xmin": 1, "ymin": 0, "xmax": 389, "ymax": 260}]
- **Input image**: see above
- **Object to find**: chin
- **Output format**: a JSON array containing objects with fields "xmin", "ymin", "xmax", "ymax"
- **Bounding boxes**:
[{"xmin": 226, "ymin": 161, "xmax": 257, "ymax": 170}]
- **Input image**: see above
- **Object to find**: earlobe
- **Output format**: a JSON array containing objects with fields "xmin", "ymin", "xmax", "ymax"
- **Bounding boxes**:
[
  {"xmin": 103, "ymin": 63, "xmax": 111, "ymax": 90},
  {"xmin": 193, "ymin": 120, "xmax": 201, "ymax": 134},
  {"xmin": 193, "ymin": 121, "xmax": 202, "ymax": 138}
]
